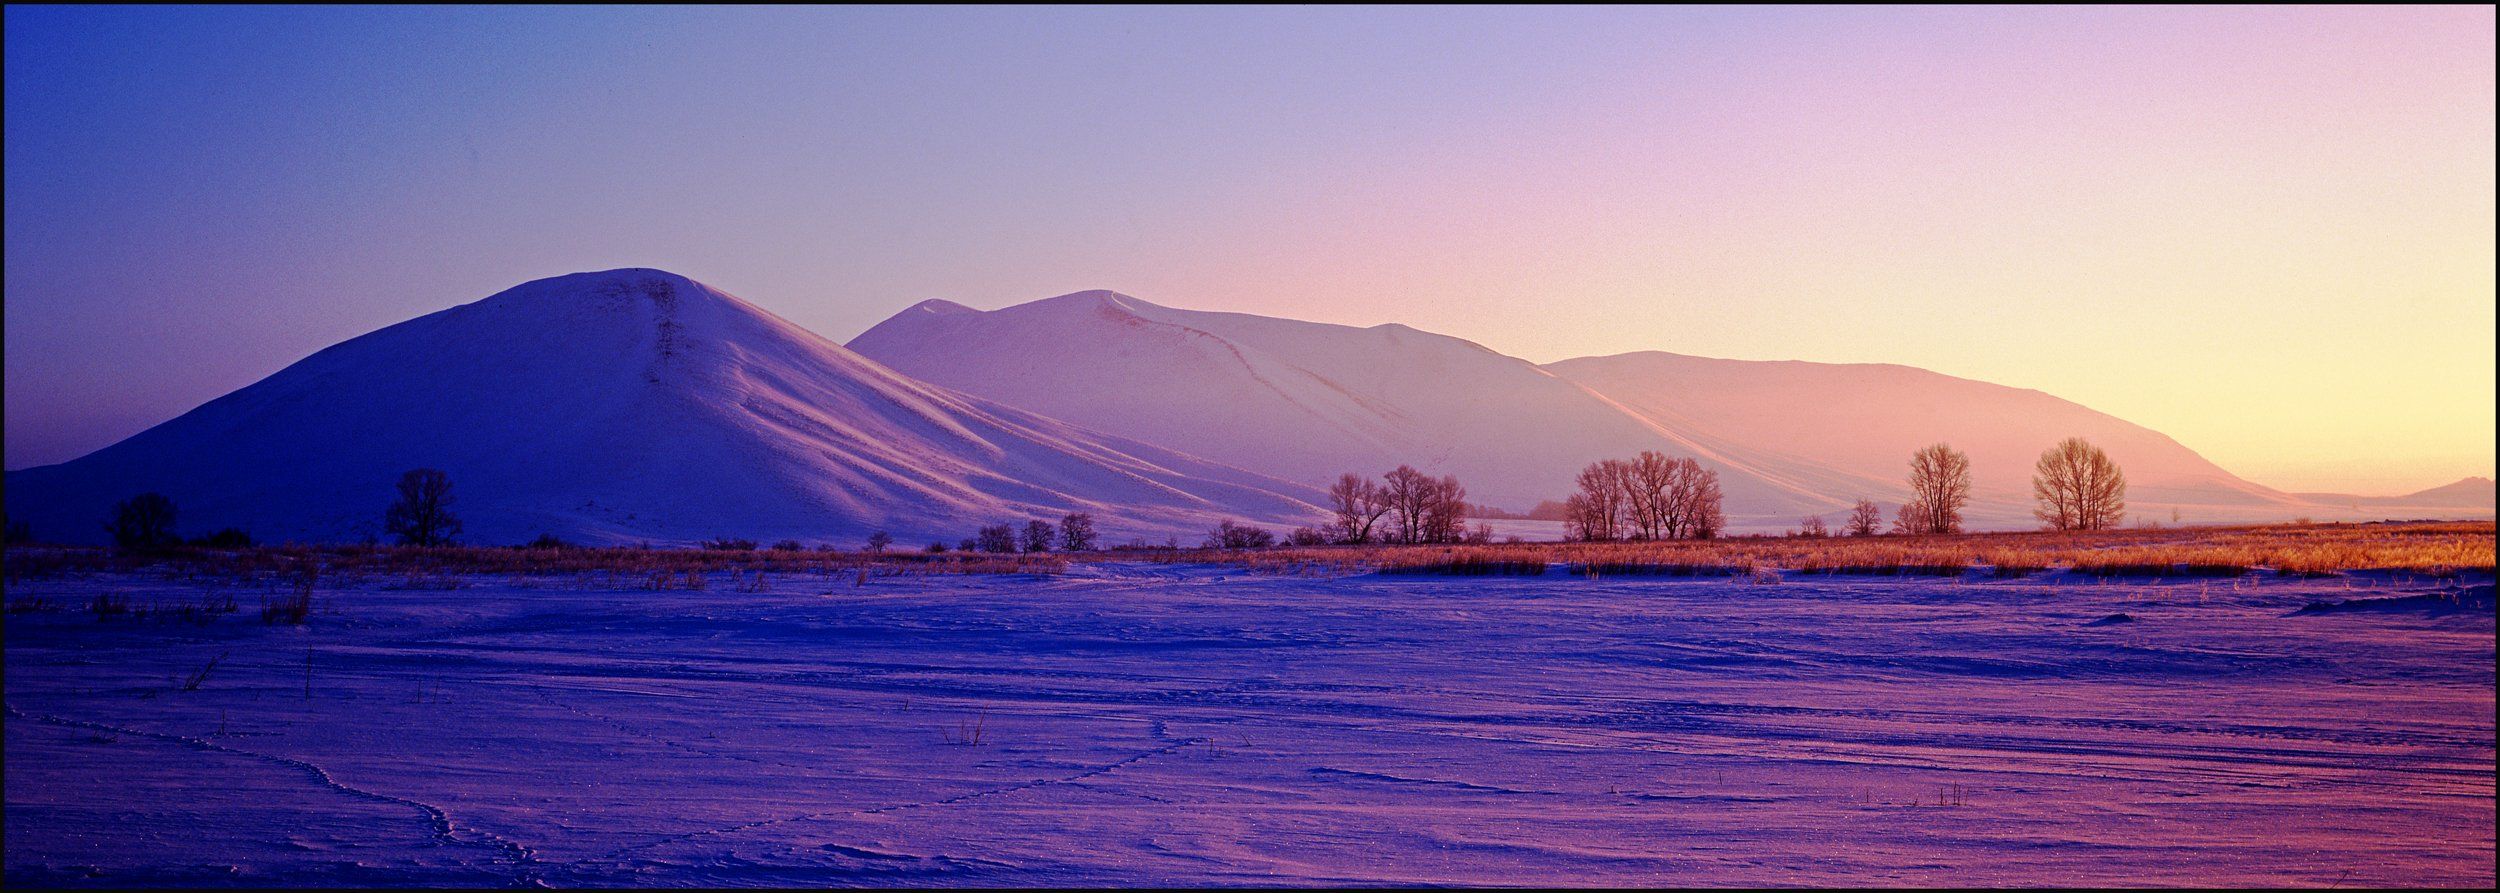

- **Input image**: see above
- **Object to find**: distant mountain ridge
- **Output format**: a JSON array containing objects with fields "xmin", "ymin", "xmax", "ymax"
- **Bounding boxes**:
[
  {"xmin": 4, "ymin": 271, "xmax": 1325, "ymax": 546},
  {"xmin": 2294, "ymin": 477, "xmax": 2497, "ymax": 509},
  {"xmin": 11, "ymin": 273, "xmax": 2483, "ymax": 546},
  {"xmin": 852, "ymin": 290, "xmax": 2482, "ymax": 529},
  {"xmin": 851, "ymin": 289, "xmax": 1848, "ymax": 520}
]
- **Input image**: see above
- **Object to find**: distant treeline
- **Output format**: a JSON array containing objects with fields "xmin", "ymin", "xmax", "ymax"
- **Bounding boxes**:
[{"xmin": 30, "ymin": 438, "xmax": 2133, "ymax": 555}]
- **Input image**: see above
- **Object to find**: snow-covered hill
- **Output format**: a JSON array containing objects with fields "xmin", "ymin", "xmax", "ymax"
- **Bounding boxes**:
[
  {"xmin": 850, "ymin": 291, "xmax": 1847, "ymax": 522},
  {"xmin": 4, "ymin": 271, "xmax": 1324, "ymax": 546},
  {"xmin": 850, "ymin": 291, "xmax": 2339, "ymax": 530}
]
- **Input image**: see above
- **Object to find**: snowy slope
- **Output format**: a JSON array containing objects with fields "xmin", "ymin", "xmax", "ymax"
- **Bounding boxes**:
[
  {"xmin": 849, "ymin": 291, "xmax": 1846, "ymax": 520},
  {"xmin": 3, "ymin": 271, "xmax": 1323, "ymax": 546},
  {"xmin": 848, "ymin": 291, "xmax": 2310, "ymax": 528},
  {"xmin": 1543, "ymin": 351, "xmax": 2306, "ymax": 527}
]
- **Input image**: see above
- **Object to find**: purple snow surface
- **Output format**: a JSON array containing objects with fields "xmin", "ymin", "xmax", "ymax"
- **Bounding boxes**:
[{"xmin": 5, "ymin": 564, "xmax": 2492, "ymax": 886}]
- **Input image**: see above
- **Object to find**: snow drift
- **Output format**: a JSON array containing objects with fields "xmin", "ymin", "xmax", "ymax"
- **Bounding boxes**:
[{"xmin": 3, "ymin": 271, "xmax": 1324, "ymax": 546}]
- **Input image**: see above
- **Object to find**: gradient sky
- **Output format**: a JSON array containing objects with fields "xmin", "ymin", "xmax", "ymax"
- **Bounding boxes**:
[{"xmin": 6, "ymin": 5, "xmax": 2492, "ymax": 494}]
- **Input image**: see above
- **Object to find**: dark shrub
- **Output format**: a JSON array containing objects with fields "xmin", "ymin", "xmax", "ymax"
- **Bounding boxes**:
[
  {"xmin": 190, "ymin": 528, "xmax": 255, "ymax": 549},
  {"xmin": 1205, "ymin": 519, "xmax": 1275, "ymax": 550}
]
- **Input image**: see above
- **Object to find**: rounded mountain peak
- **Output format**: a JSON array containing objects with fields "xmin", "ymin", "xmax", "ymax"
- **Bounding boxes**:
[
  {"xmin": 1028, "ymin": 289, "xmax": 1151, "ymax": 311},
  {"xmin": 905, "ymin": 298, "xmax": 978, "ymax": 315}
]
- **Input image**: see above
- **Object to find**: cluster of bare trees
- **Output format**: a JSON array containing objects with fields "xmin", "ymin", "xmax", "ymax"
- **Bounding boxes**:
[
  {"xmin": 1562, "ymin": 451, "xmax": 1725, "ymax": 542},
  {"xmin": 1326, "ymin": 465, "xmax": 1479, "ymax": 544},
  {"xmin": 1792, "ymin": 499, "xmax": 1885, "ymax": 538},
  {"xmin": 964, "ymin": 512, "xmax": 1098, "ymax": 553},
  {"xmin": 1800, "ymin": 439, "xmax": 2124, "ymax": 538},
  {"xmin": 1889, "ymin": 439, "xmax": 2124, "ymax": 534}
]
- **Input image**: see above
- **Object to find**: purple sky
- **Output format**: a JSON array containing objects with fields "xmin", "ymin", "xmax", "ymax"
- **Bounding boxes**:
[{"xmin": 6, "ymin": 6, "xmax": 2492, "ymax": 493}]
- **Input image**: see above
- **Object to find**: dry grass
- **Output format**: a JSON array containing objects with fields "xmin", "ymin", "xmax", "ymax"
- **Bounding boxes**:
[
  {"xmin": 2, "ymin": 541, "xmax": 1067, "ymax": 587},
  {"xmin": 2, "ymin": 521, "xmax": 2483, "ymax": 585},
  {"xmin": 1136, "ymin": 521, "xmax": 2493, "ymax": 577}
]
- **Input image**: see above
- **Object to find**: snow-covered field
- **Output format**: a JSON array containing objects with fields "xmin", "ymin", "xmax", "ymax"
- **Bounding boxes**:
[{"xmin": 6, "ymin": 564, "xmax": 2491, "ymax": 886}]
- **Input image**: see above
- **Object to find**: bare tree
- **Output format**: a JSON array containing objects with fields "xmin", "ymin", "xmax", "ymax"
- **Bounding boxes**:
[
  {"xmin": 1021, "ymin": 519, "xmax": 1056, "ymax": 553},
  {"xmin": 1797, "ymin": 515, "xmax": 1828, "ymax": 538},
  {"xmin": 1422, "ymin": 474, "xmax": 1469, "ymax": 544},
  {"xmin": 1058, "ymin": 512, "xmax": 1098, "ymax": 552},
  {"xmin": 385, "ymin": 469, "xmax": 461, "ymax": 547},
  {"xmin": 1381, "ymin": 465, "xmax": 1434, "ymax": 544},
  {"xmin": 105, "ymin": 492, "xmax": 179, "ymax": 551},
  {"xmin": 1902, "ymin": 444, "xmax": 1971, "ymax": 535},
  {"xmin": 1845, "ymin": 499, "xmax": 1884, "ymax": 537},
  {"xmin": 865, "ymin": 530, "xmax": 894, "ymax": 555},
  {"xmin": 1569, "ymin": 460, "xmax": 1630, "ymax": 541},
  {"xmin": 975, "ymin": 524, "xmax": 1017, "ymax": 553},
  {"xmin": 1360, "ymin": 479, "xmax": 1396, "ymax": 541},
  {"xmin": 1326, "ymin": 473, "xmax": 1390, "ymax": 544},
  {"xmin": 1563, "ymin": 492, "xmax": 1604, "ymax": 542},
  {"xmin": 1673, "ymin": 465, "xmax": 1725, "ymax": 540},
  {"xmin": 2032, "ymin": 437, "xmax": 2127, "ymax": 531},
  {"xmin": 1891, "ymin": 499, "xmax": 1927, "ymax": 536},
  {"xmin": 1624, "ymin": 451, "xmax": 1678, "ymax": 540}
]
